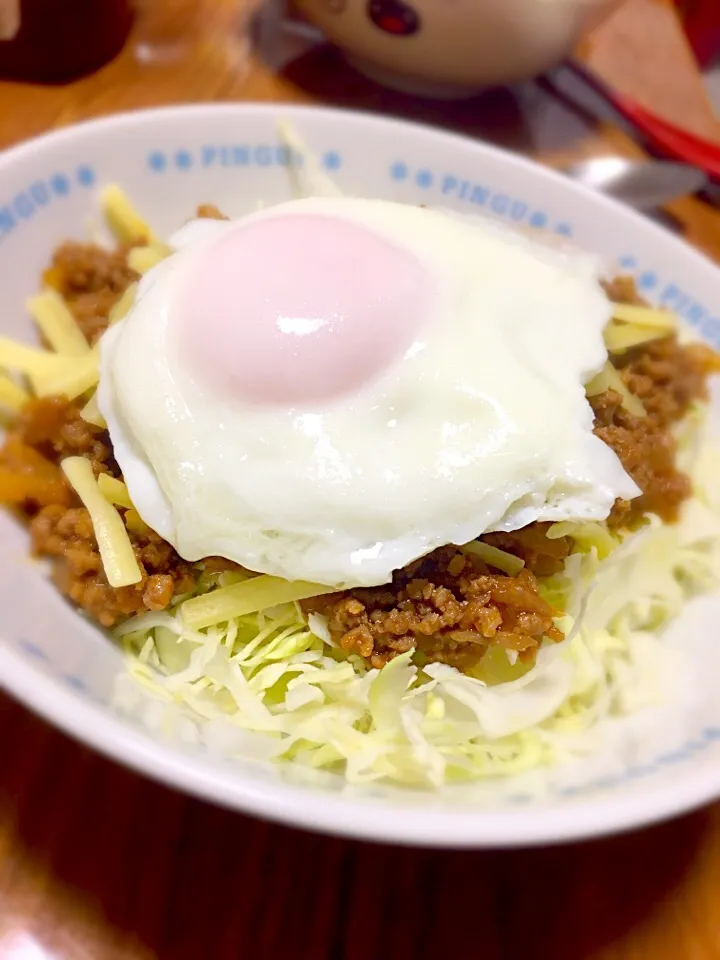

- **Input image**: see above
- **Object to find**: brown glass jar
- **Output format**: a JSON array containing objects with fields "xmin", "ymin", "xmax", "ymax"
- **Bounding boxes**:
[{"xmin": 0, "ymin": 0, "xmax": 133, "ymax": 83}]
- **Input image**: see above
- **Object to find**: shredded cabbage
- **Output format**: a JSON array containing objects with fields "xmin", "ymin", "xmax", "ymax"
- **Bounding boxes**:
[{"xmin": 112, "ymin": 427, "xmax": 720, "ymax": 787}]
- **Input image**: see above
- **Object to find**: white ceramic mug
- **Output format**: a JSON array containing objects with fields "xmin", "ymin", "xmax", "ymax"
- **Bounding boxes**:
[{"xmin": 294, "ymin": 0, "xmax": 624, "ymax": 97}]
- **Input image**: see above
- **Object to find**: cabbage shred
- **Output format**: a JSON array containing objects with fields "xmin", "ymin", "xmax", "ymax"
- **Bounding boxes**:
[{"xmin": 113, "ymin": 435, "xmax": 720, "ymax": 788}]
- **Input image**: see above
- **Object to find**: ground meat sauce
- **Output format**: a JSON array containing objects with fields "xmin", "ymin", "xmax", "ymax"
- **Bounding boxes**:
[
  {"xmin": 1, "ymin": 396, "xmax": 198, "ymax": 627},
  {"xmin": 1, "ymin": 226, "xmax": 717, "ymax": 672},
  {"xmin": 30, "ymin": 504, "xmax": 196, "ymax": 627},
  {"xmin": 592, "ymin": 334, "xmax": 719, "ymax": 528},
  {"xmin": 43, "ymin": 241, "xmax": 140, "ymax": 344},
  {"xmin": 196, "ymin": 203, "xmax": 229, "ymax": 221},
  {"xmin": 15, "ymin": 395, "xmax": 117, "ymax": 476},
  {"xmin": 303, "ymin": 547, "xmax": 563, "ymax": 671}
]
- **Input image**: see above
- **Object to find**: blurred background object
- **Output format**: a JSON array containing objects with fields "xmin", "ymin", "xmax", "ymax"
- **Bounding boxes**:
[
  {"xmin": 546, "ymin": 61, "xmax": 720, "ymax": 179},
  {"xmin": 255, "ymin": 0, "xmax": 719, "ymax": 149},
  {"xmin": 286, "ymin": 0, "xmax": 625, "ymax": 97},
  {"xmin": 254, "ymin": 0, "xmax": 719, "ymax": 181},
  {"xmin": 577, "ymin": 0, "xmax": 720, "ymax": 143},
  {"xmin": 564, "ymin": 156, "xmax": 707, "ymax": 208},
  {"xmin": 676, "ymin": 0, "xmax": 720, "ymax": 67},
  {"xmin": 0, "ymin": 0, "xmax": 133, "ymax": 82}
]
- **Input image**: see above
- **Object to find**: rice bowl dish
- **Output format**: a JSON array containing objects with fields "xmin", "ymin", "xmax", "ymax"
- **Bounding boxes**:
[{"xmin": 1, "ymin": 104, "xmax": 719, "ymax": 845}]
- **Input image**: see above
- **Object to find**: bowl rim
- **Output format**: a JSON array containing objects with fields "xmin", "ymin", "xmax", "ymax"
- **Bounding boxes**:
[
  {"xmin": 4, "ymin": 642, "xmax": 719, "ymax": 848},
  {"xmin": 1, "ymin": 101, "xmax": 719, "ymax": 848}
]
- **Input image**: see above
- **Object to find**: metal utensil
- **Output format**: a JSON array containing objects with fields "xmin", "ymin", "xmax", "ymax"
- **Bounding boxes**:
[
  {"xmin": 564, "ymin": 156, "xmax": 708, "ymax": 210},
  {"xmin": 562, "ymin": 61, "xmax": 720, "ymax": 182}
]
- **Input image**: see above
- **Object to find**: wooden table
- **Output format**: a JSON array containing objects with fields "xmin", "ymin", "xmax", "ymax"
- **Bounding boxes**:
[{"xmin": 1, "ymin": 1, "xmax": 720, "ymax": 957}]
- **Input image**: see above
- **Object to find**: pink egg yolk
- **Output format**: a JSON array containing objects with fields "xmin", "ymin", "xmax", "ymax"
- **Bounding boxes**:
[{"xmin": 178, "ymin": 212, "xmax": 434, "ymax": 406}]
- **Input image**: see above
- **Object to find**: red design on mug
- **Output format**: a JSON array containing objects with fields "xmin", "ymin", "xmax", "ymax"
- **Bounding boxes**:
[{"xmin": 367, "ymin": 0, "xmax": 421, "ymax": 36}]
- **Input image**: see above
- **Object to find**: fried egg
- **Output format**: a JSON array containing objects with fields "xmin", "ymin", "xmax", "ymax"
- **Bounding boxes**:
[{"xmin": 98, "ymin": 197, "xmax": 639, "ymax": 587}]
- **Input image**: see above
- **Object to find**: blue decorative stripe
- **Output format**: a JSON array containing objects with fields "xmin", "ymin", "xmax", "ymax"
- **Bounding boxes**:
[
  {"xmin": 390, "ymin": 161, "xmax": 409, "ymax": 182},
  {"xmin": 51, "ymin": 173, "xmax": 70, "ymax": 196},
  {"xmin": 19, "ymin": 638, "xmax": 47, "ymax": 660},
  {"xmin": 322, "ymin": 151, "xmax": 342, "ymax": 171},
  {"xmin": 638, "ymin": 270, "xmax": 658, "ymax": 291},
  {"xmin": 175, "ymin": 150, "xmax": 192, "ymax": 171},
  {"xmin": 385, "ymin": 161, "xmax": 573, "ymax": 235},
  {"xmin": 148, "ymin": 151, "xmax": 167, "ymax": 172},
  {"xmin": 0, "ymin": 169, "xmax": 77, "ymax": 244},
  {"xmin": 76, "ymin": 165, "xmax": 96, "ymax": 187},
  {"xmin": 149, "ymin": 144, "xmax": 306, "ymax": 169},
  {"xmin": 415, "ymin": 169, "xmax": 433, "ymax": 189}
]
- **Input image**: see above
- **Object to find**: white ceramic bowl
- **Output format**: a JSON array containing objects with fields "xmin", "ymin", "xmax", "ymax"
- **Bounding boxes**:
[{"xmin": 1, "ymin": 104, "xmax": 719, "ymax": 848}]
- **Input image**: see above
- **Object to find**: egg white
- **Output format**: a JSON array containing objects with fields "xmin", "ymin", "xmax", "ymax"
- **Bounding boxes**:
[{"xmin": 98, "ymin": 197, "xmax": 639, "ymax": 587}]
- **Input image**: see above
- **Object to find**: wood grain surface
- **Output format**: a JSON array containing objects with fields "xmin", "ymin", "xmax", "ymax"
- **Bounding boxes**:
[
  {"xmin": 1, "ymin": 1, "xmax": 720, "ymax": 957},
  {"xmin": 578, "ymin": 0, "xmax": 720, "ymax": 142}
]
